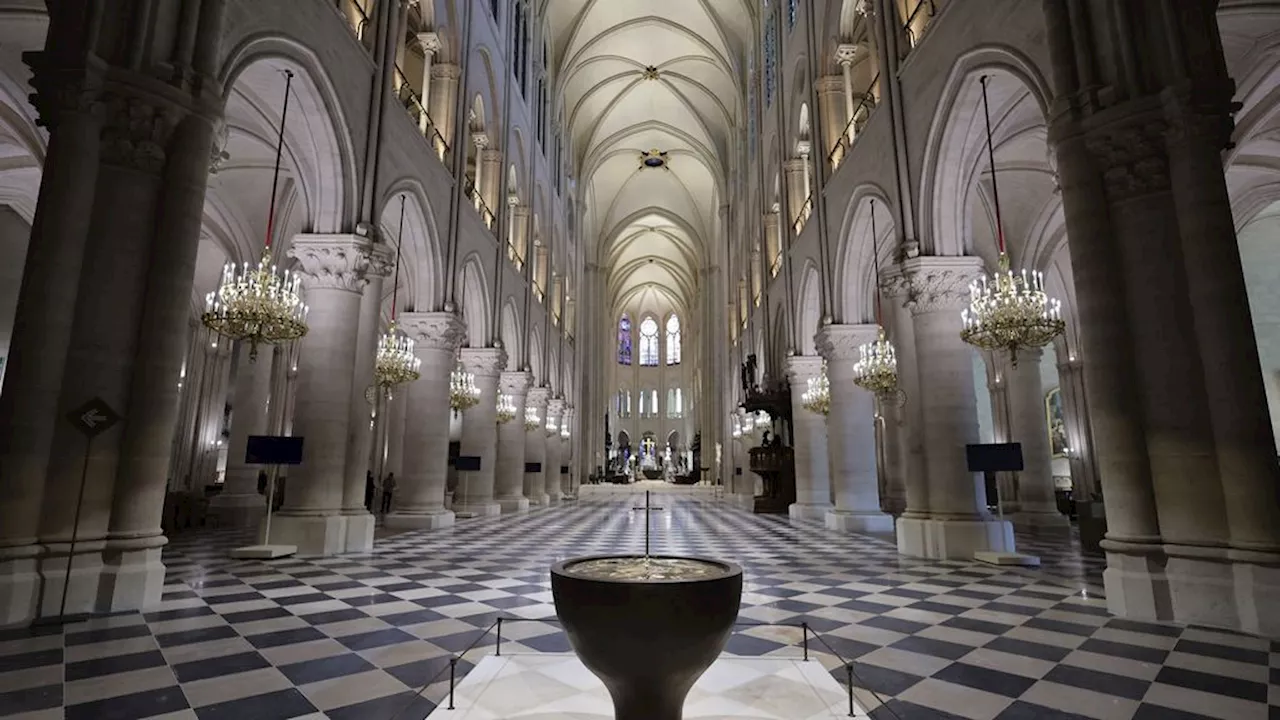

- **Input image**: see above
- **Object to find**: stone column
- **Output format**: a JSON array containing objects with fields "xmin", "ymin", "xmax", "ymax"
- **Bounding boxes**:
[
  {"xmin": 786, "ymin": 356, "xmax": 833, "ymax": 521},
  {"xmin": 495, "ymin": 371, "xmax": 531, "ymax": 512},
  {"xmin": 269, "ymin": 235, "xmax": 379, "ymax": 555},
  {"xmin": 384, "ymin": 385, "xmax": 408, "ymax": 479},
  {"xmin": 895, "ymin": 256, "xmax": 1012, "ymax": 559},
  {"xmin": 835, "ymin": 44, "xmax": 859, "ymax": 140},
  {"xmin": 561, "ymin": 406, "xmax": 575, "ymax": 498},
  {"xmin": 1007, "ymin": 348, "xmax": 1068, "ymax": 529},
  {"xmin": 783, "ymin": 159, "xmax": 808, "ymax": 230},
  {"xmin": 544, "ymin": 397, "xmax": 565, "ymax": 504},
  {"xmin": 480, "ymin": 148, "xmax": 503, "ymax": 221},
  {"xmin": 387, "ymin": 311, "xmax": 464, "ymax": 529},
  {"xmin": 340, "ymin": 246, "xmax": 392, "ymax": 551},
  {"xmin": 1055, "ymin": 356, "xmax": 1098, "ymax": 501},
  {"xmin": 429, "ymin": 63, "xmax": 461, "ymax": 151},
  {"xmin": 983, "ymin": 354, "xmax": 1019, "ymax": 513},
  {"xmin": 525, "ymin": 387, "xmax": 550, "ymax": 505},
  {"xmin": 817, "ymin": 324, "xmax": 894, "ymax": 532},
  {"xmin": 208, "ymin": 346, "xmax": 273, "ymax": 526},
  {"xmin": 416, "ymin": 32, "xmax": 441, "ymax": 135},
  {"xmin": 510, "ymin": 204, "xmax": 530, "ymax": 268},
  {"xmin": 454, "ymin": 347, "xmax": 505, "ymax": 517},
  {"xmin": 815, "ymin": 76, "xmax": 845, "ymax": 164}
]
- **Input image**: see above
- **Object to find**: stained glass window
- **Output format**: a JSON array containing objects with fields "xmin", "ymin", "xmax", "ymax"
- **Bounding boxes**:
[
  {"xmin": 666, "ymin": 388, "xmax": 683, "ymax": 418},
  {"xmin": 666, "ymin": 314, "xmax": 681, "ymax": 365},
  {"xmin": 639, "ymin": 316, "xmax": 659, "ymax": 366},
  {"xmin": 618, "ymin": 314, "xmax": 632, "ymax": 365},
  {"xmin": 616, "ymin": 389, "xmax": 631, "ymax": 417},
  {"xmin": 787, "ymin": 0, "xmax": 797, "ymax": 28}
]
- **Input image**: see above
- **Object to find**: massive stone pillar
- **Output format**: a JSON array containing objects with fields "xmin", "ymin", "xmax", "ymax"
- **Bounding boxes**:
[
  {"xmin": 387, "ymin": 312, "xmax": 463, "ymax": 529},
  {"xmin": 340, "ymin": 247, "xmax": 392, "ymax": 551},
  {"xmin": 880, "ymin": 273, "xmax": 925, "ymax": 518},
  {"xmin": 495, "ymin": 371, "xmax": 531, "ymax": 513},
  {"xmin": 817, "ymin": 324, "xmax": 894, "ymax": 532},
  {"xmin": 269, "ymin": 235, "xmax": 380, "ymax": 555},
  {"xmin": 453, "ymin": 347, "xmax": 505, "ymax": 517},
  {"xmin": 209, "ymin": 346, "xmax": 274, "ymax": 527},
  {"xmin": 429, "ymin": 64, "xmax": 461, "ymax": 151},
  {"xmin": 815, "ymin": 76, "xmax": 845, "ymax": 164},
  {"xmin": 893, "ymin": 256, "xmax": 1012, "ymax": 559},
  {"xmin": 545, "ymin": 398, "xmax": 565, "ymax": 504},
  {"xmin": 524, "ymin": 387, "xmax": 550, "ymax": 505},
  {"xmin": 384, "ymin": 386, "xmax": 408, "ymax": 479},
  {"xmin": 1008, "ymin": 348, "xmax": 1068, "ymax": 529},
  {"xmin": 479, "ymin": 148, "xmax": 503, "ymax": 221},
  {"xmin": 1044, "ymin": 0, "xmax": 1280, "ymax": 634},
  {"xmin": 786, "ymin": 356, "xmax": 833, "ymax": 521}
]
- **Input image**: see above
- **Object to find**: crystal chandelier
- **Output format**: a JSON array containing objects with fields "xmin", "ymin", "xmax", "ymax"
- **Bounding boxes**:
[
  {"xmin": 959, "ymin": 75, "xmax": 1065, "ymax": 365},
  {"xmin": 560, "ymin": 423, "xmax": 570, "ymax": 439},
  {"xmin": 731, "ymin": 414, "xmax": 742, "ymax": 439},
  {"xmin": 449, "ymin": 362, "xmax": 480, "ymax": 410},
  {"xmin": 545, "ymin": 412, "xmax": 559, "ymax": 435},
  {"xmin": 852, "ymin": 199, "xmax": 900, "ymax": 395},
  {"xmin": 374, "ymin": 195, "xmax": 421, "ymax": 388},
  {"xmin": 801, "ymin": 364, "xmax": 831, "ymax": 415},
  {"xmin": 202, "ymin": 70, "xmax": 308, "ymax": 360},
  {"xmin": 496, "ymin": 393, "xmax": 516, "ymax": 424},
  {"xmin": 524, "ymin": 405, "xmax": 541, "ymax": 431}
]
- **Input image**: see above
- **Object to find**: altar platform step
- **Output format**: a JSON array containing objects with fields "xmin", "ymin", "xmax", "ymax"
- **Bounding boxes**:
[{"xmin": 423, "ymin": 652, "xmax": 866, "ymax": 719}]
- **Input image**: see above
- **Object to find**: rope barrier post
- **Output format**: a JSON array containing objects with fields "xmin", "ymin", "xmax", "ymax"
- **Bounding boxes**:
[
  {"xmin": 496, "ymin": 618, "xmax": 502, "ymax": 656},
  {"xmin": 802, "ymin": 622, "xmax": 810, "ymax": 661},
  {"xmin": 448, "ymin": 657, "xmax": 457, "ymax": 710},
  {"xmin": 846, "ymin": 664, "xmax": 855, "ymax": 716}
]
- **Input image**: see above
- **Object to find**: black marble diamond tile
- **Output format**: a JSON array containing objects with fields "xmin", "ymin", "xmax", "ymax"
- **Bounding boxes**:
[
  {"xmin": 891, "ymin": 635, "xmax": 976, "ymax": 661},
  {"xmin": 1174, "ymin": 638, "xmax": 1270, "ymax": 665},
  {"xmin": 995, "ymin": 700, "xmax": 1094, "ymax": 719},
  {"xmin": 192, "ymin": 687, "xmax": 316, "ymax": 720},
  {"xmin": 1022, "ymin": 616, "xmax": 1095, "ymax": 637},
  {"xmin": 326, "ymin": 690, "xmax": 437, "ymax": 720},
  {"xmin": 220, "ymin": 606, "xmax": 293, "ymax": 624},
  {"xmin": 1154, "ymin": 665, "xmax": 1269, "ymax": 702},
  {"xmin": 279, "ymin": 652, "xmax": 375, "ymax": 685},
  {"xmin": 335, "ymin": 627, "xmax": 417, "ymax": 652},
  {"xmin": 66, "ymin": 649, "xmax": 167, "ymax": 680},
  {"xmin": 932, "ymin": 661, "xmax": 1038, "ymax": 698},
  {"xmin": 245, "ymin": 626, "xmax": 327, "ymax": 648},
  {"xmin": 173, "ymin": 650, "xmax": 271, "ymax": 683},
  {"xmin": 1078, "ymin": 637, "xmax": 1168, "ymax": 664},
  {"xmin": 1043, "ymin": 664, "xmax": 1150, "ymax": 701},
  {"xmin": 154, "ymin": 624, "xmax": 238, "ymax": 648},
  {"xmin": 299, "ymin": 608, "xmax": 370, "ymax": 625},
  {"xmin": 0, "ymin": 683, "xmax": 62, "ymax": 715}
]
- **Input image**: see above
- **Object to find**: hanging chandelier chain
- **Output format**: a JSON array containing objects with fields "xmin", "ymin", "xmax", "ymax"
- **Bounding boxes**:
[
  {"xmin": 392, "ymin": 194, "xmax": 405, "ymax": 321},
  {"xmin": 979, "ymin": 74, "xmax": 1006, "ymax": 255},
  {"xmin": 870, "ymin": 198, "xmax": 881, "ymax": 325},
  {"xmin": 264, "ymin": 69, "xmax": 294, "ymax": 251}
]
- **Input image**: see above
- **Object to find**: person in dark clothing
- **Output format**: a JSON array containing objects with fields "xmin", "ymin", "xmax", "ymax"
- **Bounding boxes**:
[
  {"xmin": 364, "ymin": 470, "xmax": 375, "ymax": 511},
  {"xmin": 257, "ymin": 470, "xmax": 268, "ymax": 495},
  {"xmin": 381, "ymin": 472, "xmax": 396, "ymax": 513}
]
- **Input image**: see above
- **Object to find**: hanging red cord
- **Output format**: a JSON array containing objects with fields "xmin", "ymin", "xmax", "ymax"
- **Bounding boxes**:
[
  {"xmin": 391, "ymin": 194, "xmax": 405, "ymax": 322},
  {"xmin": 870, "ymin": 198, "xmax": 882, "ymax": 326}
]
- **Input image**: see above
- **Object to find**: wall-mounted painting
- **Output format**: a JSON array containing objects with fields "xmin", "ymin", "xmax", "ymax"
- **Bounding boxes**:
[{"xmin": 1045, "ymin": 387, "xmax": 1068, "ymax": 457}]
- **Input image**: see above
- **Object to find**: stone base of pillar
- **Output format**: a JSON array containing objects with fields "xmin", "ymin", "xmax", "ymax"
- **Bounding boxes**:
[
  {"xmin": 98, "ymin": 540, "xmax": 166, "ymax": 613},
  {"xmin": 37, "ymin": 545, "xmax": 104, "ymax": 617},
  {"xmin": 342, "ymin": 512, "xmax": 375, "ymax": 553},
  {"xmin": 269, "ymin": 513, "xmax": 348, "ymax": 556},
  {"xmin": 497, "ymin": 496, "xmax": 530, "ymax": 514},
  {"xmin": 825, "ymin": 509, "xmax": 895, "ymax": 533},
  {"xmin": 1010, "ymin": 509, "xmax": 1071, "ymax": 532},
  {"xmin": 734, "ymin": 493, "xmax": 757, "ymax": 510},
  {"xmin": 0, "ymin": 549, "xmax": 40, "ymax": 625},
  {"xmin": 208, "ymin": 493, "xmax": 266, "ymax": 528},
  {"xmin": 1102, "ymin": 543, "xmax": 1172, "ymax": 624},
  {"xmin": 788, "ymin": 502, "xmax": 833, "ymax": 522},
  {"xmin": 547, "ymin": 493, "xmax": 562, "ymax": 506},
  {"xmin": 896, "ymin": 516, "xmax": 1014, "ymax": 560},
  {"xmin": 385, "ymin": 509, "xmax": 455, "ymax": 530},
  {"xmin": 530, "ymin": 493, "xmax": 551, "ymax": 507},
  {"xmin": 1233, "ymin": 558, "xmax": 1280, "ymax": 637},
  {"xmin": 452, "ymin": 501, "xmax": 501, "ymax": 518}
]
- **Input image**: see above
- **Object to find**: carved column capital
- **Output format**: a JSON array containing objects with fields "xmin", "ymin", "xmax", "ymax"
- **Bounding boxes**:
[
  {"xmin": 892, "ymin": 255, "xmax": 984, "ymax": 315},
  {"xmin": 25, "ymin": 60, "xmax": 102, "ymax": 131},
  {"xmin": 527, "ymin": 386, "xmax": 551, "ymax": 408},
  {"xmin": 432, "ymin": 63, "xmax": 462, "ymax": 80},
  {"xmin": 460, "ymin": 347, "xmax": 507, "ymax": 377},
  {"xmin": 547, "ymin": 398, "xmax": 566, "ymax": 416},
  {"xmin": 785, "ymin": 355, "xmax": 826, "ymax": 382},
  {"xmin": 816, "ymin": 75, "xmax": 846, "ymax": 95},
  {"xmin": 99, "ymin": 86, "xmax": 186, "ymax": 173},
  {"xmin": 398, "ymin": 311, "xmax": 466, "ymax": 351},
  {"xmin": 417, "ymin": 31, "xmax": 442, "ymax": 55},
  {"xmin": 1084, "ymin": 116, "xmax": 1170, "ymax": 204},
  {"xmin": 500, "ymin": 371, "xmax": 532, "ymax": 395},
  {"xmin": 835, "ymin": 43, "xmax": 860, "ymax": 67},
  {"xmin": 289, "ymin": 234, "xmax": 385, "ymax": 294},
  {"xmin": 815, "ymin": 323, "xmax": 880, "ymax": 362}
]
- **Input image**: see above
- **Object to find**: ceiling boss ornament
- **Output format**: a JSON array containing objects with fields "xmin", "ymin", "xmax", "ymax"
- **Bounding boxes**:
[
  {"xmin": 202, "ymin": 70, "xmax": 308, "ymax": 361},
  {"xmin": 374, "ymin": 195, "xmax": 421, "ymax": 389},
  {"xmin": 959, "ymin": 76, "xmax": 1065, "ymax": 365},
  {"xmin": 639, "ymin": 148, "xmax": 668, "ymax": 169},
  {"xmin": 852, "ymin": 199, "xmax": 899, "ymax": 396}
]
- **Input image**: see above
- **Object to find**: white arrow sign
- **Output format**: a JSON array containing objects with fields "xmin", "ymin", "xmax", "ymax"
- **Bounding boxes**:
[
  {"xmin": 81, "ymin": 410, "xmax": 107, "ymax": 428},
  {"xmin": 66, "ymin": 397, "xmax": 121, "ymax": 438}
]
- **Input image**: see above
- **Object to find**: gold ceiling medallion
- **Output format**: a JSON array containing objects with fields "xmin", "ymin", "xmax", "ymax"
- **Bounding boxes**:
[
  {"xmin": 640, "ymin": 148, "xmax": 669, "ymax": 170},
  {"xmin": 642, "ymin": 65, "xmax": 660, "ymax": 80}
]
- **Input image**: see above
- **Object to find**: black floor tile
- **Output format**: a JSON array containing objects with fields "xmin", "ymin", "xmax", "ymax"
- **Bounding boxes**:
[
  {"xmin": 65, "ymin": 624, "xmax": 151, "ymax": 646},
  {"xmin": 335, "ymin": 627, "xmax": 417, "ymax": 652},
  {"xmin": 0, "ymin": 683, "xmax": 62, "ymax": 715},
  {"xmin": 890, "ymin": 635, "xmax": 975, "ymax": 661},
  {"xmin": 193, "ymin": 688, "xmax": 317, "ymax": 720},
  {"xmin": 1078, "ymin": 637, "xmax": 1168, "ymax": 664},
  {"xmin": 1154, "ymin": 665, "xmax": 1269, "ymax": 703},
  {"xmin": 984, "ymin": 636, "xmax": 1072, "ymax": 662},
  {"xmin": 173, "ymin": 650, "xmax": 272, "ymax": 683},
  {"xmin": 996, "ymin": 700, "xmax": 1094, "ymax": 719},
  {"xmin": 278, "ymin": 652, "xmax": 375, "ymax": 685},
  {"xmin": 245, "ymin": 626, "xmax": 326, "ymax": 648},
  {"xmin": 932, "ymin": 661, "xmax": 1037, "ymax": 698},
  {"xmin": 1043, "ymin": 664, "xmax": 1150, "ymax": 701},
  {"xmin": 154, "ymin": 624, "xmax": 238, "ymax": 648},
  {"xmin": 66, "ymin": 649, "xmax": 167, "ymax": 681},
  {"xmin": 65, "ymin": 685, "xmax": 189, "ymax": 720}
]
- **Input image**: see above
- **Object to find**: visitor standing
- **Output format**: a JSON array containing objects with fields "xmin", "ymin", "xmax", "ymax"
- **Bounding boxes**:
[{"xmin": 381, "ymin": 472, "xmax": 396, "ymax": 513}]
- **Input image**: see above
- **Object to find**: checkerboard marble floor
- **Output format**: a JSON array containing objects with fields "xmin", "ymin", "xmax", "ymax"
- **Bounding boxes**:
[{"xmin": 1, "ymin": 492, "xmax": 1276, "ymax": 719}]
